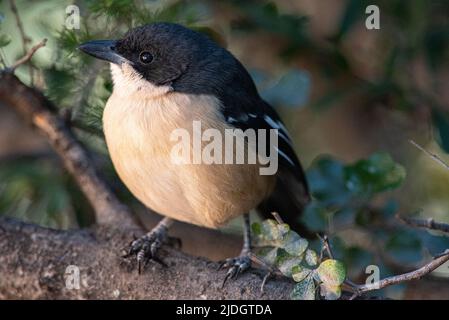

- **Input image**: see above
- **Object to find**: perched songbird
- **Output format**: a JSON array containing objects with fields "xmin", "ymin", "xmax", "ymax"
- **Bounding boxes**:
[{"xmin": 79, "ymin": 22, "xmax": 310, "ymax": 282}]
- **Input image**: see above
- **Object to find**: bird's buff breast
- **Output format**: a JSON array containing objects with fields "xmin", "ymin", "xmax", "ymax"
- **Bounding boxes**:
[{"xmin": 103, "ymin": 91, "xmax": 274, "ymax": 228}]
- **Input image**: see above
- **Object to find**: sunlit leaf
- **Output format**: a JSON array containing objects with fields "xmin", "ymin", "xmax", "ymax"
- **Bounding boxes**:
[{"xmin": 316, "ymin": 259, "xmax": 346, "ymax": 286}]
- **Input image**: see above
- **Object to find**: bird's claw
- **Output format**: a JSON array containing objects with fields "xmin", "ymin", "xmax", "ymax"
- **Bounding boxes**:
[
  {"xmin": 219, "ymin": 254, "xmax": 251, "ymax": 288},
  {"xmin": 123, "ymin": 231, "xmax": 168, "ymax": 274}
]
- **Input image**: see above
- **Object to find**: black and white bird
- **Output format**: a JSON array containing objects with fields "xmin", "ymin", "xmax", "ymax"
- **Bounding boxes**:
[{"xmin": 79, "ymin": 22, "xmax": 310, "ymax": 282}]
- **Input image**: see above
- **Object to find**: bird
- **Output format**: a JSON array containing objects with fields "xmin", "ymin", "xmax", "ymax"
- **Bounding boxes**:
[{"xmin": 78, "ymin": 22, "xmax": 310, "ymax": 282}]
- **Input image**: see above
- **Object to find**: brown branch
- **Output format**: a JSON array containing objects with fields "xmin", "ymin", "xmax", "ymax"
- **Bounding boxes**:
[
  {"xmin": 271, "ymin": 212, "xmax": 284, "ymax": 224},
  {"xmin": 397, "ymin": 215, "xmax": 449, "ymax": 235},
  {"xmin": 0, "ymin": 72, "xmax": 139, "ymax": 230},
  {"xmin": 0, "ymin": 217, "xmax": 294, "ymax": 299},
  {"xmin": 7, "ymin": 39, "xmax": 47, "ymax": 72},
  {"xmin": 9, "ymin": 0, "xmax": 34, "ymax": 83},
  {"xmin": 346, "ymin": 249, "xmax": 449, "ymax": 299}
]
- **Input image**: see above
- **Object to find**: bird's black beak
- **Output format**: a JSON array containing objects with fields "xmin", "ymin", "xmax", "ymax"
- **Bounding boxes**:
[{"xmin": 78, "ymin": 40, "xmax": 126, "ymax": 65}]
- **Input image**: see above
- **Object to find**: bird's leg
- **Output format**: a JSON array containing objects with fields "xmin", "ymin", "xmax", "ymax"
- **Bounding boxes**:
[
  {"xmin": 219, "ymin": 213, "xmax": 252, "ymax": 287},
  {"xmin": 124, "ymin": 217, "xmax": 174, "ymax": 274}
]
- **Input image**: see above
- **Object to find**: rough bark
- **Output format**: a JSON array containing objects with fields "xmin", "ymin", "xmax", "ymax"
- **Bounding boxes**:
[{"xmin": 0, "ymin": 217, "xmax": 293, "ymax": 299}]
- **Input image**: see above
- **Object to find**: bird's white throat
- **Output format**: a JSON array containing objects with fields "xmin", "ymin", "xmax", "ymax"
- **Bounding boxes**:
[{"xmin": 110, "ymin": 63, "xmax": 173, "ymax": 99}]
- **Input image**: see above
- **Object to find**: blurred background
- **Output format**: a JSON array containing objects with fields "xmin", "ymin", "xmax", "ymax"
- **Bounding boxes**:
[{"xmin": 0, "ymin": 0, "xmax": 448, "ymax": 299}]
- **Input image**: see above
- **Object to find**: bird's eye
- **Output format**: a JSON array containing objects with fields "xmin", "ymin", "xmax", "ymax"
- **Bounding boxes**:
[{"xmin": 139, "ymin": 51, "xmax": 153, "ymax": 64}]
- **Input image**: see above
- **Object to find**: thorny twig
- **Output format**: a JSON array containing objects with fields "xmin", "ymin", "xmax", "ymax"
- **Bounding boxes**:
[{"xmin": 4, "ymin": 39, "xmax": 47, "ymax": 72}]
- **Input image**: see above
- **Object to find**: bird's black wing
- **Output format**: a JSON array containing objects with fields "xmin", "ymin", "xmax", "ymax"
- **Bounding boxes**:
[{"xmin": 217, "ymin": 68, "xmax": 311, "ymax": 236}]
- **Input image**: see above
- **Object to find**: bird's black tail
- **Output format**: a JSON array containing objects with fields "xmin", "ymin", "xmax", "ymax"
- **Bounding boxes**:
[{"xmin": 257, "ymin": 166, "xmax": 314, "ymax": 239}]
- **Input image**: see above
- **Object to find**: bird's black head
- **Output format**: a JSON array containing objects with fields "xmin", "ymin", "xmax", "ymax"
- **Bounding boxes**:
[{"xmin": 78, "ymin": 22, "xmax": 255, "ymax": 97}]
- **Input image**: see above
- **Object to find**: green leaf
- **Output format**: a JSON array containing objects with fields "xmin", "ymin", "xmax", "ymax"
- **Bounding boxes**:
[
  {"xmin": 305, "ymin": 249, "xmax": 318, "ymax": 266},
  {"xmin": 290, "ymin": 275, "xmax": 316, "ymax": 300},
  {"xmin": 306, "ymin": 156, "xmax": 351, "ymax": 206},
  {"xmin": 320, "ymin": 283, "xmax": 342, "ymax": 300},
  {"xmin": 0, "ymin": 34, "xmax": 11, "ymax": 48},
  {"xmin": 344, "ymin": 152, "xmax": 406, "ymax": 195},
  {"xmin": 277, "ymin": 256, "xmax": 303, "ymax": 277},
  {"xmin": 253, "ymin": 220, "xmax": 308, "ymax": 257},
  {"xmin": 281, "ymin": 231, "xmax": 309, "ymax": 256},
  {"xmin": 252, "ymin": 219, "xmax": 282, "ymax": 243},
  {"xmin": 316, "ymin": 259, "xmax": 346, "ymax": 286},
  {"xmin": 258, "ymin": 247, "xmax": 278, "ymax": 265},
  {"xmin": 261, "ymin": 69, "xmax": 310, "ymax": 108},
  {"xmin": 292, "ymin": 265, "xmax": 312, "ymax": 282}
]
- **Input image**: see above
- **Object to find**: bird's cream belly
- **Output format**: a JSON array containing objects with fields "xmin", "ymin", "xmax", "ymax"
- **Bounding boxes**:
[{"xmin": 103, "ymin": 91, "xmax": 274, "ymax": 228}]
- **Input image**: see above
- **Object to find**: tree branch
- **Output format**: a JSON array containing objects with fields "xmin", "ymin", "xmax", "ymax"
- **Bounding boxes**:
[
  {"xmin": 0, "ymin": 72, "xmax": 139, "ymax": 230},
  {"xmin": 0, "ymin": 217, "xmax": 294, "ymax": 299},
  {"xmin": 346, "ymin": 249, "xmax": 449, "ymax": 299},
  {"xmin": 8, "ymin": 0, "xmax": 34, "ymax": 83},
  {"xmin": 7, "ymin": 39, "xmax": 47, "ymax": 72},
  {"xmin": 397, "ymin": 215, "xmax": 449, "ymax": 235}
]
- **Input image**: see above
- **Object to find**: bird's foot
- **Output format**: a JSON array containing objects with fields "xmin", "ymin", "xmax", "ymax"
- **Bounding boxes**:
[
  {"xmin": 123, "ymin": 227, "xmax": 169, "ymax": 274},
  {"xmin": 218, "ymin": 252, "xmax": 252, "ymax": 288}
]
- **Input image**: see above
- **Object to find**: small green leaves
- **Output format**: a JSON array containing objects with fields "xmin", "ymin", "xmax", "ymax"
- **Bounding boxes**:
[
  {"xmin": 292, "ymin": 265, "xmax": 312, "ymax": 282},
  {"xmin": 278, "ymin": 256, "xmax": 304, "ymax": 277},
  {"xmin": 344, "ymin": 152, "xmax": 406, "ymax": 195},
  {"xmin": 252, "ymin": 219, "xmax": 281, "ymax": 242},
  {"xmin": 291, "ymin": 274, "xmax": 316, "ymax": 300},
  {"xmin": 305, "ymin": 249, "xmax": 318, "ymax": 266},
  {"xmin": 316, "ymin": 259, "xmax": 346, "ymax": 286},
  {"xmin": 252, "ymin": 219, "xmax": 308, "ymax": 256},
  {"xmin": 253, "ymin": 218, "xmax": 347, "ymax": 300},
  {"xmin": 282, "ymin": 231, "xmax": 308, "ymax": 256},
  {"xmin": 315, "ymin": 259, "xmax": 346, "ymax": 300}
]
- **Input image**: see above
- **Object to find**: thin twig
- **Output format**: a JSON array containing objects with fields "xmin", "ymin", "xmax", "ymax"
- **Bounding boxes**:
[
  {"xmin": 397, "ymin": 215, "xmax": 449, "ymax": 234},
  {"xmin": 9, "ymin": 0, "xmax": 34, "ymax": 83},
  {"xmin": 6, "ymin": 39, "xmax": 47, "ymax": 72},
  {"xmin": 317, "ymin": 234, "xmax": 334, "ymax": 259},
  {"xmin": 271, "ymin": 212, "xmax": 285, "ymax": 224},
  {"xmin": 346, "ymin": 249, "xmax": 449, "ymax": 298},
  {"xmin": 409, "ymin": 139, "xmax": 449, "ymax": 170}
]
